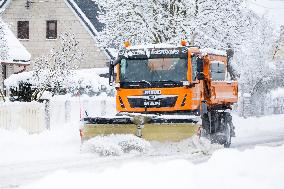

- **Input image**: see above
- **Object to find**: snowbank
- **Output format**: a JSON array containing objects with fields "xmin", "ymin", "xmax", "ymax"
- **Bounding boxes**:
[
  {"xmin": 81, "ymin": 134, "xmax": 151, "ymax": 156},
  {"xmin": 20, "ymin": 144, "xmax": 284, "ymax": 189},
  {"xmin": 0, "ymin": 123, "xmax": 81, "ymax": 165},
  {"xmin": 232, "ymin": 114, "xmax": 284, "ymax": 147}
]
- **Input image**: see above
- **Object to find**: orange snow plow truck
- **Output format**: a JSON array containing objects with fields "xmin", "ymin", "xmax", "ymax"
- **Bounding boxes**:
[{"xmin": 80, "ymin": 41, "xmax": 238, "ymax": 147}]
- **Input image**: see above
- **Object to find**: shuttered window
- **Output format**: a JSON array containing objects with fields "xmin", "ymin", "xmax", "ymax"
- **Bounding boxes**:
[
  {"xmin": 17, "ymin": 21, "xmax": 29, "ymax": 39},
  {"xmin": 46, "ymin": 20, "xmax": 57, "ymax": 39}
]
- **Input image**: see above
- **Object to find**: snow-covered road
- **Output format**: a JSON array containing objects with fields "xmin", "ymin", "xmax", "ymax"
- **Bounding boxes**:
[{"xmin": 1, "ymin": 114, "xmax": 284, "ymax": 189}]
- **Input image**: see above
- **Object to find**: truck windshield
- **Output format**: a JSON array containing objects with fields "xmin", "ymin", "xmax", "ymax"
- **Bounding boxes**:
[{"xmin": 120, "ymin": 58, "xmax": 187, "ymax": 82}]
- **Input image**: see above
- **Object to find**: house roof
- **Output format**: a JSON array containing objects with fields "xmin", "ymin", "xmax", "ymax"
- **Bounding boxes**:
[
  {"xmin": 0, "ymin": 0, "xmax": 10, "ymax": 13},
  {"xmin": 0, "ymin": 20, "xmax": 31, "ymax": 65},
  {"xmin": 73, "ymin": 0, "xmax": 104, "ymax": 32},
  {"xmin": 65, "ymin": 0, "xmax": 114, "ymax": 60}
]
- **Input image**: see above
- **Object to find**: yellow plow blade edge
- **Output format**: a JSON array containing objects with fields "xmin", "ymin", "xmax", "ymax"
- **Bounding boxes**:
[{"xmin": 81, "ymin": 123, "xmax": 200, "ymax": 142}]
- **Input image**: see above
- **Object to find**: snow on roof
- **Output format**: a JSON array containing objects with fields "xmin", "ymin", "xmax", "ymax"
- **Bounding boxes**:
[
  {"xmin": 200, "ymin": 48, "xmax": 227, "ymax": 56},
  {"xmin": 127, "ymin": 43, "xmax": 176, "ymax": 50},
  {"xmin": 0, "ymin": 21, "xmax": 31, "ymax": 64},
  {"xmin": 0, "ymin": 0, "xmax": 10, "ymax": 13},
  {"xmin": 107, "ymin": 48, "xmax": 118, "ymax": 59}
]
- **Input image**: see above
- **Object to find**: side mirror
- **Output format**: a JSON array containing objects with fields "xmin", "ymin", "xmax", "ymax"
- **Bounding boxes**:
[
  {"xmin": 109, "ymin": 61, "xmax": 114, "ymax": 86},
  {"xmin": 196, "ymin": 57, "xmax": 205, "ymax": 80}
]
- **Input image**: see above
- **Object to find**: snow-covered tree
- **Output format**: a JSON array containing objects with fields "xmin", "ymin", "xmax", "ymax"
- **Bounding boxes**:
[
  {"xmin": 189, "ymin": 0, "xmax": 248, "ymax": 49},
  {"xmin": 93, "ymin": 0, "xmax": 196, "ymax": 48},
  {"xmin": 32, "ymin": 32, "xmax": 84, "ymax": 99},
  {"xmin": 93, "ymin": 0, "xmax": 251, "ymax": 50}
]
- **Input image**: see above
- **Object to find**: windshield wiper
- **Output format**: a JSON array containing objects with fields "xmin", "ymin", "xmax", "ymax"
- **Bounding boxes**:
[{"xmin": 139, "ymin": 80, "xmax": 152, "ymax": 86}]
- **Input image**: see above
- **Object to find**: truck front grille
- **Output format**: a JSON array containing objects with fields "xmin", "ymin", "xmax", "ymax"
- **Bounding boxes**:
[{"xmin": 127, "ymin": 95, "xmax": 177, "ymax": 108}]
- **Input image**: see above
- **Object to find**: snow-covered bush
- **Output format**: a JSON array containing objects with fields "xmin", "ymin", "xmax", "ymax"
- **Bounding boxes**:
[{"xmin": 4, "ymin": 68, "xmax": 114, "ymax": 102}]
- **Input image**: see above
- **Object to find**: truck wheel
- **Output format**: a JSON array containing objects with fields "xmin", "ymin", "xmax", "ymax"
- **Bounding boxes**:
[
  {"xmin": 223, "ymin": 119, "xmax": 231, "ymax": 148},
  {"xmin": 201, "ymin": 112, "xmax": 232, "ymax": 147},
  {"xmin": 218, "ymin": 112, "xmax": 232, "ymax": 148}
]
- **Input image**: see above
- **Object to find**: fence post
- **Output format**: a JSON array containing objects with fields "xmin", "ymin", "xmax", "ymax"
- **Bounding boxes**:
[{"xmin": 44, "ymin": 99, "xmax": 50, "ymax": 130}]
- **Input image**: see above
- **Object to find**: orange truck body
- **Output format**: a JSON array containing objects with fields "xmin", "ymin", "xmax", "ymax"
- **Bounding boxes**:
[{"xmin": 115, "ymin": 47, "xmax": 238, "ymax": 114}]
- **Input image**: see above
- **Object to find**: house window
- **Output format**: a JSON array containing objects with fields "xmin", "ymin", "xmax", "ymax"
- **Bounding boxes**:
[
  {"xmin": 46, "ymin": 20, "xmax": 57, "ymax": 39},
  {"xmin": 17, "ymin": 21, "xmax": 29, "ymax": 39}
]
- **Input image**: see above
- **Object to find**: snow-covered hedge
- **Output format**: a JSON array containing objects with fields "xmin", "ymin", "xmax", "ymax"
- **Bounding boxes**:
[{"xmin": 4, "ymin": 68, "xmax": 114, "ymax": 101}]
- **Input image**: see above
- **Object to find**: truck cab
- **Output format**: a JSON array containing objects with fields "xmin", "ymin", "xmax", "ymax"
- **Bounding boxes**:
[{"xmin": 109, "ymin": 44, "xmax": 237, "ymax": 115}]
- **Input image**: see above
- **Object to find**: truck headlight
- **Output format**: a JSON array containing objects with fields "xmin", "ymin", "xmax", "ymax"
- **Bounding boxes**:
[{"xmin": 115, "ymin": 83, "xmax": 120, "ymax": 88}]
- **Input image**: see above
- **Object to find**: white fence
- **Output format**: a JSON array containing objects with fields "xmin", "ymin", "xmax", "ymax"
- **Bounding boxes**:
[
  {"xmin": 0, "ymin": 102, "xmax": 46, "ymax": 133},
  {"xmin": 0, "ymin": 96, "xmax": 116, "ymax": 133},
  {"xmin": 49, "ymin": 96, "xmax": 116, "ymax": 127}
]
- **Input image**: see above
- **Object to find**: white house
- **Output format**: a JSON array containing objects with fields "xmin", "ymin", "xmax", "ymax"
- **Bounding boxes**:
[{"xmin": 0, "ymin": 0, "xmax": 113, "ymax": 73}]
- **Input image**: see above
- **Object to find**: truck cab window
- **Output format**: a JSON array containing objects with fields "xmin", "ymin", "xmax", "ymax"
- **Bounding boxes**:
[{"xmin": 210, "ymin": 61, "xmax": 226, "ymax": 80}]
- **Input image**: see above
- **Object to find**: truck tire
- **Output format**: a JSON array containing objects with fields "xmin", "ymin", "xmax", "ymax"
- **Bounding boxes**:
[{"xmin": 201, "ymin": 112, "xmax": 233, "ymax": 147}]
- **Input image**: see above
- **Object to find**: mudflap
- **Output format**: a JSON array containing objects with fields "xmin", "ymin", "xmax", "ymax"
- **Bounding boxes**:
[{"xmin": 80, "ymin": 114, "xmax": 200, "ymax": 142}]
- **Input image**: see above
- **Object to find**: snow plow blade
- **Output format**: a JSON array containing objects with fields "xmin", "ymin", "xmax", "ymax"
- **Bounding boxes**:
[{"xmin": 80, "ymin": 115, "xmax": 200, "ymax": 142}]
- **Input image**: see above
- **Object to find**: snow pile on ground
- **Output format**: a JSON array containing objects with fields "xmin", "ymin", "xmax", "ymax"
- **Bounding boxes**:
[
  {"xmin": 81, "ymin": 134, "xmax": 151, "ymax": 156},
  {"xmin": 232, "ymin": 114, "xmax": 284, "ymax": 147},
  {"xmin": 0, "ymin": 123, "xmax": 81, "ymax": 165},
  {"xmin": 20, "ymin": 144, "xmax": 284, "ymax": 189},
  {"xmin": 150, "ymin": 136, "xmax": 222, "ymax": 157}
]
